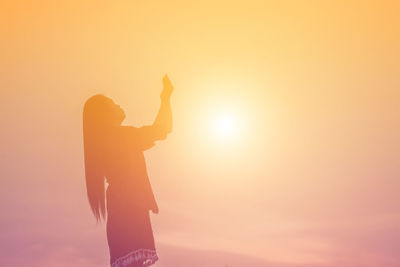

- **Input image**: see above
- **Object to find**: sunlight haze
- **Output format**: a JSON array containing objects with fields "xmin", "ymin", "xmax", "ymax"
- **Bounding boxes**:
[{"xmin": 1, "ymin": 1, "xmax": 399, "ymax": 267}]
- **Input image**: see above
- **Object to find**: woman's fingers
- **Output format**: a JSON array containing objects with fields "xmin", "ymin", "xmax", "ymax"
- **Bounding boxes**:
[{"xmin": 162, "ymin": 75, "xmax": 174, "ymax": 95}]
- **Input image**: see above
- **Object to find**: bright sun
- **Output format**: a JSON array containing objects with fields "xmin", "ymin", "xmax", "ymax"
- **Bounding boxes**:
[{"xmin": 213, "ymin": 112, "xmax": 239, "ymax": 139}]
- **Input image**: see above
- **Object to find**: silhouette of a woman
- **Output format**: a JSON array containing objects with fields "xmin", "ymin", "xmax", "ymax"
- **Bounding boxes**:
[{"xmin": 83, "ymin": 75, "xmax": 173, "ymax": 267}]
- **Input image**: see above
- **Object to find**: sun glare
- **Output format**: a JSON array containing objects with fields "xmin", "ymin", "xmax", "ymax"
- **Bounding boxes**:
[{"xmin": 213, "ymin": 112, "xmax": 239, "ymax": 139}]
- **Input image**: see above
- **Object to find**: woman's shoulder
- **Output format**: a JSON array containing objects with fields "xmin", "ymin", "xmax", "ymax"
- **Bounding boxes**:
[
  {"xmin": 117, "ymin": 126, "xmax": 155, "ymax": 151},
  {"xmin": 119, "ymin": 125, "xmax": 153, "ymax": 136},
  {"xmin": 119, "ymin": 125, "xmax": 138, "ymax": 131},
  {"xmin": 115, "ymin": 126, "xmax": 141, "ymax": 135},
  {"xmin": 106, "ymin": 126, "xmax": 136, "ymax": 143}
]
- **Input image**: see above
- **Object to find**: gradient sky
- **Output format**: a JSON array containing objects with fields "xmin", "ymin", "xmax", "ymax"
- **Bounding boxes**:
[{"xmin": 1, "ymin": 1, "xmax": 399, "ymax": 266}]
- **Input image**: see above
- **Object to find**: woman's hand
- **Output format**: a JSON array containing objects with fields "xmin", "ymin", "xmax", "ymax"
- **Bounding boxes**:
[{"xmin": 161, "ymin": 74, "xmax": 174, "ymax": 100}]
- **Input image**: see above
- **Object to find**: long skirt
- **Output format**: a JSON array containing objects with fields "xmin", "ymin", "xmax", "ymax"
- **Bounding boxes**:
[{"xmin": 106, "ymin": 186, "xmax": 158, "ymax": 267}]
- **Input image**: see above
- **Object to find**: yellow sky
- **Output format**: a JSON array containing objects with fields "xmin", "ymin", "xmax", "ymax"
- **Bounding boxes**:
[{"xmin": 1, "ymin": 1, "xmax": 399, "ymax": 266}]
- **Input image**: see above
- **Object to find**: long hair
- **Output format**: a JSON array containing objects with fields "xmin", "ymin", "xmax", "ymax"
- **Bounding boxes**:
[{"xmin": 83, "ymin": 94, "xmax": 115, "ymax": 222}]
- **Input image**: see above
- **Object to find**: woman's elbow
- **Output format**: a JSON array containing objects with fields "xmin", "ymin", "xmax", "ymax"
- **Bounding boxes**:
[
  {"xmin": 153, "ymin": 124, "xmax": 171, "ymax": 140},
  {"xmin": 158, "ymin": 130, "xmax": 168, "ymax": 140}
]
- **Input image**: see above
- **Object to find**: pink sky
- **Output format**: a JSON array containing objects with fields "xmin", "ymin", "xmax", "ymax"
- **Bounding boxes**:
[{"xmin": 1, "ymin": 1, "xmax": 399, "ymax": 266}]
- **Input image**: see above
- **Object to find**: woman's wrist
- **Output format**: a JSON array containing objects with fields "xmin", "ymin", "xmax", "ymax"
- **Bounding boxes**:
[{"xmin": 160, "ymin": 94, "xmax": 171, "ymax": 102}]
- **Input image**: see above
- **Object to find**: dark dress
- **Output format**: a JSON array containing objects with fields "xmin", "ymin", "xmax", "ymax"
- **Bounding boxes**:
[{"xmin": 105, "ymin": 126, "xmax": 159, "ymax": 267}]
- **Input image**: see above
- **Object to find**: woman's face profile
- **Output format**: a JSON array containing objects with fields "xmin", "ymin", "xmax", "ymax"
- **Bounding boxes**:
[
  {"xmin": 109, "ymin": 100, "xmax": 125, "ymax": 126},
  {"xmin": 83, "ymin": 94, "xmax": 126, "ymax": 128}
]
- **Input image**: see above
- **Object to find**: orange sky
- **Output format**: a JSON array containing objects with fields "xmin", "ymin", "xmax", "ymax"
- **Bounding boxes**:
[{"xmin": 1, "ymin": 1, "xmax": 399, "ymax": 266}]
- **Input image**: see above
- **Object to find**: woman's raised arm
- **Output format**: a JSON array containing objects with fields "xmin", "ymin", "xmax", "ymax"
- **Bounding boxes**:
[
  {"xmin": 122, "ymin": 75, "xmax": 174, "ymax": 151},
  {"xmin": 151, "ymin": 75, "xmax": 173, "ymax": 140}
]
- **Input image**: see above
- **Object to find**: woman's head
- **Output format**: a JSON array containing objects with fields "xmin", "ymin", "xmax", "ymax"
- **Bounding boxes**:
[
  {"xmin": 83, "ymin": 94, "xmax": 125, "ymax": 128},
  {"xmin": 83, "ymin": 94, "xmax": 124, "ymax": 221}
]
